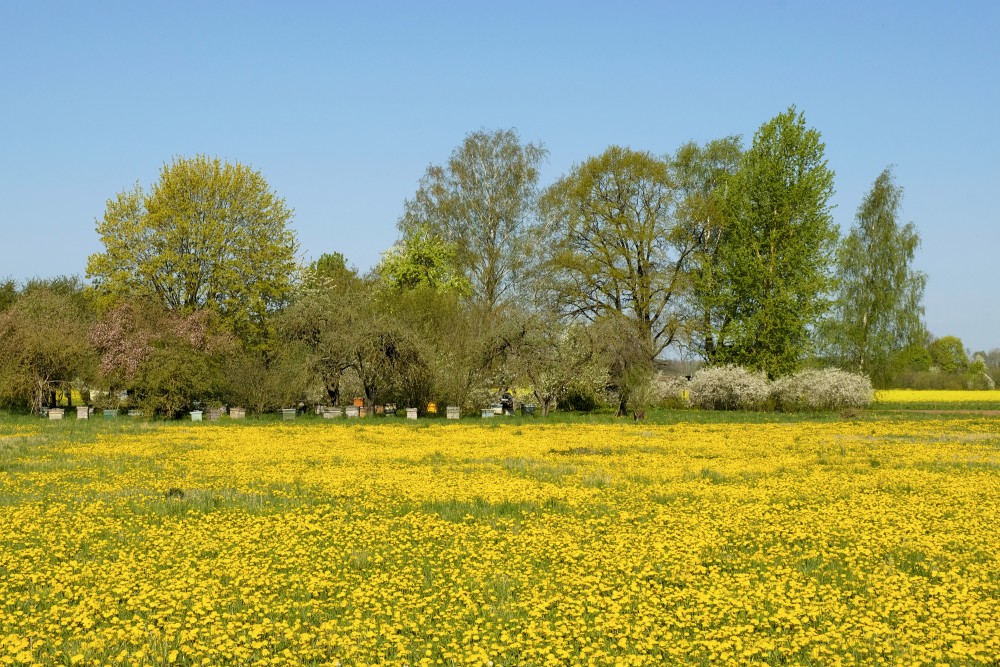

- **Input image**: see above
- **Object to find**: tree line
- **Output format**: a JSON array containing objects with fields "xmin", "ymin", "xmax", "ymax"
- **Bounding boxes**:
[{"xmin": 2, "ymin": 107, "xmax": 989, "ymax": 417}]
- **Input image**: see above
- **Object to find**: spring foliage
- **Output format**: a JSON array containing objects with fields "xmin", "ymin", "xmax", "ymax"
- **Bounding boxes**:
[
  {"xmin": 771, "ymin": 368, "xmax": 874, "ymax": 412},
  {"xmin": 708, "ymin": 108, "xmax": 838, "ymax": 377},
  {"xmin": 687, "ymin": 365, "xmax": 771, "ymax": 411},
  {"xmin": 824, "ymin": 166, "xmax": 926, "ymax": 384},
  {"xmin": 87, "ymin": 155, "xmax": 298, "ymax": 345},
  {"xmin": 686, "ymin": 365, "xmax": 873, "ymax": 412},
  {"xmin": 398, "ymin": 129, "xmax": 546, "ymax": 309}
]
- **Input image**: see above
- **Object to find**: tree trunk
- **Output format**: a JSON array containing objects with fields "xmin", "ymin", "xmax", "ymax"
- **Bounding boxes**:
[
  {"xmin": 326, "ymin": 381, "xmax": 340, "ymax": 406},
  {"xmin": 364, "ymin": 384, "xmax": 377, "ymax": 416},
  {"xmin": 616, "ymin": 396, "xmax": 628, "ymax": 418},
  {"xmin": 534, "ymin": 387, "xmax": 552, "ymax": 417}
]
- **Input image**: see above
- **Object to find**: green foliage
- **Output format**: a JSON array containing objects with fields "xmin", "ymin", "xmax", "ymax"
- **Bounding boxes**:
[
  {"xmin": 303, "ymin": 252, "xmax": 361, "ymax": 292},
  {"xmin": 927, "ymin": 336, "xmax": 968, "ymax": 374},
  {"xmin": 0, "ymin": 278, "xmax": 16, "ymax": 312},
  {"xmin": 221, "ymin": 345, "xmax": 311, "ymax": 414},
  {"xmin": 977, "ymin": 348, "xmax": 1000, "ymax": 388},
  {"xmin": 967, "ymin": 356, "xmax": 995, "ymax": 390},
  {"xmin": 709, "ymin": 107, "xmax": 838, "ymax": 377},
  {"xmin": 824, "ymin": 167, "xmax": 926, "ymax": 385},
  {"xmin": 0, "ymin": 279, "xmax": 96, "ymax": 412},
  {"xmin": 504, "ymin": 313, "xmax": 606, "ymax": 416},
  {"xmin": 388, "ymin": 286, "xmax": 523, "ymax": 410},
  {"xmin": 132, "ymin": 340, "xmax": 225, "ymax": 417},
  {"xmin": 559, "ymin": 384, "xmax": 603, "ymax": 412},
  {"xmin": 891, "ymin": 337, "xmax": 982, "ymax": 388},
  {"xmin": 286, "ymin": 272, "xmax": 521, "ymax": 412},
  {"xmin": 377, "ymin": 225, "xmax": 470, "ymax": 294},
  {"xmin": 284, "ymin": 277, "xmax": 427, "ymax": 410},
  {"xmin": 399, "ymin": 128, "xmax": 547, "ymax": 309},
  {"xmin": 86, "ymin": 155, "xmax": 298, "ymax": 347},
  {"xmin": 892, "ymin": 344, "xmax": 933, "ymax": 373},
  {"xmin": 588, "ymin": 314, "xmax": 656, "ymax": 416},
  {"xmin": 89, "ymin": 303, "xmax": 235, "ymax": 417},
  {"xmin": 3, "ymin": 119, "xmax": 955, "ymax": 417},
  {"xmin": 891, "ymin": 371, "xmax": 983, "ymax": 390},
  {"xmin": 540, "ymin": 146, "xmax": 689, "ymax": 359},
  {"xmin": 671, "ymin": 137, "xmax": 744, "ymax": 359}
]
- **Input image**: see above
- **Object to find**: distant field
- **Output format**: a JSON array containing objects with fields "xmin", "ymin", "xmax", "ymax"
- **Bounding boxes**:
[
  {"xmin": 874, "ymin": 389, "xmax": 1000, "ymax": 411},
  {"xmin": 1, "ymin": 416, "xmax": 998, "ymax": 666}
]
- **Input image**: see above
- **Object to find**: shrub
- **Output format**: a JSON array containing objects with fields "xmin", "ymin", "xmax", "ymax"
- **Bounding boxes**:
[
  {"xmin": 652, "ymin": 375, "xmax": 691, "ymax": 408},
  {"xmin": 771, "ymin": 368, "xmax": 873, "ymax": 412},
  {"xmin": 561, "ymin": 384, "xmax": 602, "ymax": 412},
  {"xmin": 688, "ymin": 365, "xmax": 770, "ymax": 411},
  {"xmin": 967, "ymin": 357, "xmax": 996, "ymax": 390}
]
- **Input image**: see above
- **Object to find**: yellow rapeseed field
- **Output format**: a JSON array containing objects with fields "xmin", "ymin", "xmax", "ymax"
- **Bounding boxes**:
[
  {"xmin": 1, "ymin": 417, "xmax": 998, "ymax": 666},
  {"xmin": 876, "ymin": 389, "xmax": 1000, "ymax": 404}
]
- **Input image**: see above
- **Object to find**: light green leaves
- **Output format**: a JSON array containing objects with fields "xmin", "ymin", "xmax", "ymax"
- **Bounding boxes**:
[{"xmin": 87, "ymin": 155, "xmax": 298, "ymax": 347}]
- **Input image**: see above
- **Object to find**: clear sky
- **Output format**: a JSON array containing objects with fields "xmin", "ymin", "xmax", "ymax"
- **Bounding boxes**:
[{"xmin": 1, "ymin": 1, "xmax": 997, "ymax": 352}]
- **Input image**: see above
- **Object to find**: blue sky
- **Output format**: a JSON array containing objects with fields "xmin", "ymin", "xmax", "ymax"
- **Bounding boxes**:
[{"xmin": 1, "ymin": 1, "xmax": 997, "ymax": 352}]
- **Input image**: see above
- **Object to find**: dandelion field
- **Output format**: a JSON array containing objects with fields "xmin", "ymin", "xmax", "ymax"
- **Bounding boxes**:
[{"xmin": 1, "ymin": 416, "xmax": 999, "ymax": 666}]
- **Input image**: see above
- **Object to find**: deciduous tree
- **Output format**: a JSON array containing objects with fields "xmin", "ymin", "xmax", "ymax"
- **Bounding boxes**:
[
  {"xmin": 87, "ymin": 155, "xmax": 298, "ymax": 346},
  {"xmin": 540, "ymin": 146, "xmax": 691, "ymax": 360},
  {"xmin": 709, "ymin": 107, "xmax": 838, "ymax": 377},
  {"xmin": 503, "ymin": 313, "xmax": 605, "ymax": 416},
  {"xmin": 377, "ymin": 225, "xmax": 470, "ymax": 294},
  {"xmin": 671, "ymin": 137, "xmax": 743, "ymax": 359},
  {"xmin": 928, "ymin": 335, "xmax": 968, "ymax": 374},
  {"xmin": 89, "ymin": 302, "xmax": 235, "ymax": 416},
  {"xmin": 0, "ymin": 279, "xmax": 95, "ymax": 412},
  {"xmin": 823, "ymin": 166, "xmax": 926, "ymax": 384},
  {"xmin": 399, "ymin": 129, "xmax": 546, "ymax": 310}
]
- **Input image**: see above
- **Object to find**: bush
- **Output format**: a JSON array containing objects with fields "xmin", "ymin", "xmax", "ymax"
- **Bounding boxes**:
[
  {"xmin": 771, "ymin": 368, "xmax": 873, "ymax": 412},
  {"xmin": 560, "ymin": 384, "xmax": 603, "ymax": 412},
  {"xmin": 652, "ymin": 375, "xmax": 691, "ymax": 408},
  {"xmin": 967, "ymin": 357, "xmax": 996, "ymax": 390},
  {"xmin": 688, "ymin": 365, "xmax": 770, "ymax": 411}
]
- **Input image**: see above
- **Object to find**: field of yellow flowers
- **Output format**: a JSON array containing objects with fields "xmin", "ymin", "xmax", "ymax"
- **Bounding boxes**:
[
  {"xmin": 1, "ymin": 416, "xmax": 998, "ymax": 666},
  {"xmin": 875, "ymin": 390, "xmax": 1000, "ymax": 410}
]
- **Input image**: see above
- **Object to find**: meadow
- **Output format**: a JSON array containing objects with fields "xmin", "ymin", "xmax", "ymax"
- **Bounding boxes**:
[{"xmin": 1, "ymin": 410, "xmax": 998, "ymax": 666}]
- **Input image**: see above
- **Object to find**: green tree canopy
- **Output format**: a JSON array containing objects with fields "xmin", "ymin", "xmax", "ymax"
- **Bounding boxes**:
[
  {"xmin": 892, "ymin": 343, "xmax": 933, "ymax": 373},
  {"xmin": 376, "ymin": 225, "xmax": 470, "ymax": 294},
  {"xmin": 503, "ymin": 312, "xmax": 605, "ymax": 416},
  {"xmin": 540, "ymin": 146, "xmax": 690, "ymax": 360},
  {"xmin": 87, "ymin": 155, "xmax": 298, "ymax": 346},
  {"xmin": 300, "ymin": 252, "xmax": 363, "ymax": 293},
  {"xmin": 88, "ymin": 301, "xmax": 235, "ymax": 416},
  {"xmin": 928, "ymin": 336, "xmax": 968, "ymax": 374},
  {"xmin": 824, "ymin": 166, "xmax": 926, "ymax": 384},
  {"xmin": 671, "ymin": 137, "xmax": 744, "ymax": 359},
  {"xmin": 709, "ymin": 107, "xmax": 838, "ymax": 377},
  {"xmin": 399, "ymin": 128, "xmax": 547, "ymax": 309},
  {"xmin": 1, "ymin": 278, "xmax": 19, "ymax": 312},
  {"xmin": 0, "ymin": 279, "xmax": 96, "ymax": 412}
]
